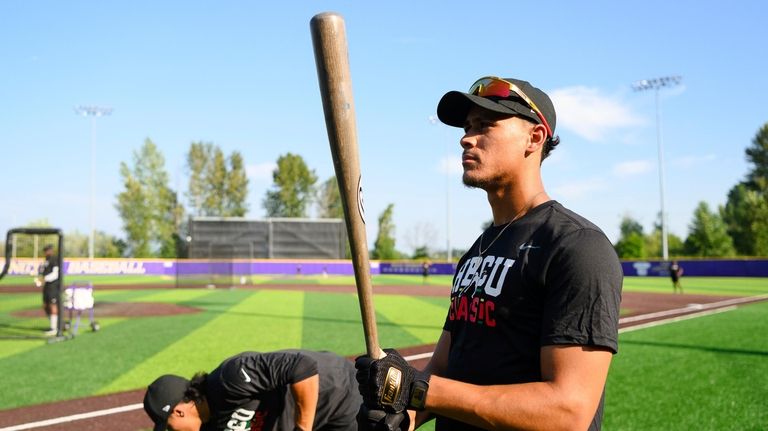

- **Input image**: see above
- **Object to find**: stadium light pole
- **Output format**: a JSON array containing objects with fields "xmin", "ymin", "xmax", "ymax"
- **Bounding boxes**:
[
  {"xmin": 75, "ymin": 105, "xmax": 113, "ymax": 260},
  {"xmin": 430, "ymin": 115, "xmax": 452, "ymax": 262},
  {"xmin": 632, "ymin": 76, "xmax": 681, "ymax": 261}
]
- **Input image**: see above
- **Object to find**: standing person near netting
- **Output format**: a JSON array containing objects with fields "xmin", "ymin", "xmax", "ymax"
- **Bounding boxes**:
[
  {"xmin": 669, "ymin": 260, "xmax": 684, "ymax": 293},
  {"xmin": 143, "ymin": 349, "xmax": 361, "ymax": 431},
  {"xmin": 354, "ymin": 76, "xmax": 623, "ymax": 431},
  {"xmin": 35, "ymin": 244, "xmax": 60, "ymax": 336}
]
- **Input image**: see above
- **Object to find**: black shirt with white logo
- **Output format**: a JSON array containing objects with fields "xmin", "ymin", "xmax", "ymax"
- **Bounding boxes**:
[
  {"xmin": 438, "ymin": 201, "xmax": 622, "ymax": 431},
  {"xmin": 39, "ymin": 254, "xmax": 59, "ymax": 288},
  {"xmin": 202, "ymin": 350, "xmax": 360, "ymax": 431}
]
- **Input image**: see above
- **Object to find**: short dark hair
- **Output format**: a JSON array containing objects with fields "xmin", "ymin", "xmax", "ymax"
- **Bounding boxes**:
[
  {"xmin": 183, "ymin": 372, "xmax": 208, "ymax": 404},
  {"xmin": 541, "ymin": 135, "xmax": 561, "ymax": 163}
]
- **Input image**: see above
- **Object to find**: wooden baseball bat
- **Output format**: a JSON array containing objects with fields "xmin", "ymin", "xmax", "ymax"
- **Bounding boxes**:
[{"xmin": 310, "ymin": 12, "xmax": 384, "ymax": 360}]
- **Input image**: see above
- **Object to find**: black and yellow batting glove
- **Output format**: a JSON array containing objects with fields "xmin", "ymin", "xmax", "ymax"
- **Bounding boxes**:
[{"xmin": 355, "ymin": 348, "xmax": 430, "ymax": 413}]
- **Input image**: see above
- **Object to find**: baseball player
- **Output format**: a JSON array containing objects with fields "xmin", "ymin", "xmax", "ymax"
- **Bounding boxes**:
[
  {"xmin": 144, "ymin": 349, "xmax": 362, "ymax": 431},
  {"xmin": 36, "ymin": 244, "xmax": 60, "ymax": 336},
  {"xmin": 354, "ymin": 76, "xmax": 623, "ymax": 431}
]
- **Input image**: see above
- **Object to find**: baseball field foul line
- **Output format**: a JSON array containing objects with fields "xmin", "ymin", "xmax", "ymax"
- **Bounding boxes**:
[
  {"xmin": 0, "ymin": 403, "xmax": 143, "ymax": 431},
  {"xmin": 2, "ymin": 294, "xmax": 766, "ymax": 431}
]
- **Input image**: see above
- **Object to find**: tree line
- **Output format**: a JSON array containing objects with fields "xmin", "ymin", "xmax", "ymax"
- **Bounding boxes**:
[
  {"xmin": 5, "ymin": 121, "xmax": 765, "ymax": 260},
  {"xmin": 614, "ymin": 122, "xmax": 768, "ymax": 258}
]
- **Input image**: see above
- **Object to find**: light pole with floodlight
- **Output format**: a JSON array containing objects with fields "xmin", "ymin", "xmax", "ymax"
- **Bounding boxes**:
[
  {"xmin": 430, "ymin": 115, "xmax": 452, "ymax": 262},
  {"xmin": 631, "ymin": 76, "xmax": 681, "ymax": 261},
  {"xmin": 74, "ymin": 105, "xmax": 113, "ymax": 260}
]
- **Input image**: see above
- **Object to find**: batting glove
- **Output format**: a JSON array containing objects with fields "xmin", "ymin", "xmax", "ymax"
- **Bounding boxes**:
[
  {"xmin": 357, "ymin": 405, "xmax": 410, "ymax": 431},
  {"xmin": 355, "ymin": 348, "xmax": 430, "ymax": 413}
]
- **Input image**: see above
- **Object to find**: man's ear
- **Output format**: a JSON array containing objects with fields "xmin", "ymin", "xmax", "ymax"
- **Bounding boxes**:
[{"xmin": 525, "ymin": 124, "xmax": 547, "ymax": 155}]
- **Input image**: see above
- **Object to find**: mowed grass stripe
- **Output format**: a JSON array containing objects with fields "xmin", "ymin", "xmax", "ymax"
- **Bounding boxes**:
[
  {"xmin": 99, "ymin": 289, "xmax": 306, "ymax": 394},
  {"xmin": 375, "ymin": 295, "xmax": 446, "ymax": 347},
  {"xmin": 622, "ymin": 277, "xmax": 768, "ymax": 296},
  {"xmin": 374, "ymin": 295, "xmax": 446, "ymax": 348},
  {"xmin": 300, "ymin": 291, "xmax": 366, "ymax": 354},
  {"xmin": 605, "ymin": 301, "xmax": 768, "ymax": 430},
  {"xmin": 0, "ymin": 289, "xmax": 246, "ymax": 409}
]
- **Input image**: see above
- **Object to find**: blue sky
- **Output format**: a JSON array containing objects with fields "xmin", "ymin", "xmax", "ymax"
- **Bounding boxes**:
[{"xmin": 1, "ymin": 1, "xmax": 766, "ymax": 254}]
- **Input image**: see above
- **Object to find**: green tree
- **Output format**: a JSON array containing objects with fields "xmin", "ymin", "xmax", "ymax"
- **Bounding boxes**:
[
  {"xmin": 225, "ymin": 151, "xmax": 249, "ymax": 217},
  {"xmin": 614, "ymin": 215, "xmax": 646, "ymax": 258},
  {"xmin": 263, "ymin": 153, "xmax": 318, "ymax": 217},
  {"xmin": 372, "ymin": 204, "xmax": 398, "ymax": 260},
  {"xmin": 116, "ymin": 138, "xmax": 182, "ymax": 257},
  {"xmin": 186, "ymin": 141, "xmax": 214, "ymax": 215},
  {"xmin": 204, "ymin": 147, "xmax": 228, "ymax": 215},
  {"xmin": 645, "ymin": 213, "xmax": 685, "ymax": 258},
  {"xmin": 412, "ymin": 246, "xmax": 430, "ymax": 260},
  {"xmin": 684, "ymin": 201, "xmax": 736, "ymax": 257},
  {"xmin": 745, "ymin": 122, "xmax": 768, "ymax": 189},
  {"xmin": 723, "ymin": 123, "xmax": 768, "ymax": 256},
  {"xmin": 317, "ymin": 177, "xmax": 344, "ymax": 219},
  {"xmin": 186, "ymin": 142, "xmax": 249, "ymax": 217},
  {"xmin": 64, "ymin": 230, "xmax": 124, "ymax": 257}
]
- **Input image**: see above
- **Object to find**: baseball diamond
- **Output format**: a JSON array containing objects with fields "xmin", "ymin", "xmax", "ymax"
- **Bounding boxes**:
[{"xmin": 0, "ymin": 278, "xmax": 766, "ymax": 431}]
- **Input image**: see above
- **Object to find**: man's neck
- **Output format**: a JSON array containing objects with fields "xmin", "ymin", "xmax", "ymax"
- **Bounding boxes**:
[{"xmin": 487, "ymin": 184, "xmax": 548, "ymax": 226}]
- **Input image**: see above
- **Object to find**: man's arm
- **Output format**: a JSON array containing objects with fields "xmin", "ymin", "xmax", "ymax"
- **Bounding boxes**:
[
  {"xmin": 411, "ymin": 330, "xmax": 451, "ymax": 429},
  {"xmin": 424, "ymin": 345, "xmax": 612, "ymax": 431},
  {"xmin": 290, "ymin": 374, "xmax": 319, "ymax": 431}
]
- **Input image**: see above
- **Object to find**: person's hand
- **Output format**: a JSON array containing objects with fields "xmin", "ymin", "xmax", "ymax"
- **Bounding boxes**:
[
  {"xmin": 357, "ymin": 405, "xmax": 409, "ymax": 431},
  {"xmin": 34, "ymin": 278, "xmax": 42, "ymax": 288},
  {"xmin": 355, "ymin": 348, "xmax": 430, "ymax": 413}
]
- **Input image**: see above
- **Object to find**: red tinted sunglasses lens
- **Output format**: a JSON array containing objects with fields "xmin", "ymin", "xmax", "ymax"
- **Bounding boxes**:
[
  {"xmin": 471, "ymin": 79, "xmax": 512, "ymax": 98},
  {"xmin": 477, "ymin": 80, "xmax": 512, "ymax": 98}
]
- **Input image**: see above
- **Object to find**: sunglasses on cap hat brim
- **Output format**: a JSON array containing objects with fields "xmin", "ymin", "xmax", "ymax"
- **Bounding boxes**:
[{"xmin": 468, "ymin": 76, "xmax": 553, "ymax": 138}]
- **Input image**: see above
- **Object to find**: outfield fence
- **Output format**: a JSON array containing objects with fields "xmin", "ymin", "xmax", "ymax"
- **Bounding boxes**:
[{"xmin": 1, "ymin": 258, "xmax": 767, "ymax": 282}]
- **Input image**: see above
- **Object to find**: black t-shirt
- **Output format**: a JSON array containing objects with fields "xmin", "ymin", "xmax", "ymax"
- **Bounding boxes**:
[
  {"xmin": 438, "ymin": 201, "xmax": 622, "ymax": 431},
  {"xmin": 202, "ymin": 350, "xmax": 361, "ymax": 431},
  {"xmin": 39, "ymin": 255, "xmax": 59, "ymax": 288}
]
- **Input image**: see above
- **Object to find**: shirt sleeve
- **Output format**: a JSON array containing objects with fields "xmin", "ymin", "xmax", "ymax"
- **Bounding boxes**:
[
  {"xmin": 540, "ymin": 228, "xmax": 623, "ymax": 353},
  {"xmin": 222, "ymin": 351, "xmax": 320, "ymax": 396}
]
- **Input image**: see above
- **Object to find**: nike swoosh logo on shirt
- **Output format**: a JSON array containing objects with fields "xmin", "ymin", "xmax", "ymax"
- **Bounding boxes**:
[
  {"xmin": 241, "ymin": 368, "xmax": 252, "ymax": 383},
  {"xmin": 518, "ymin": 243, "xmax": 540, "ymax": 251}
]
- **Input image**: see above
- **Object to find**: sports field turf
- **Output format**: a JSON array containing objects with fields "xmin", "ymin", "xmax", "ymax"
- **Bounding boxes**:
[{"xmin": 0, "ymin": 275, "xmax": 766, "ymax": 429}]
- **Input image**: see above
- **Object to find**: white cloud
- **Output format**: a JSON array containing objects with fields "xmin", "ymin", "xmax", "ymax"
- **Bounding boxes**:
[
  {"xmin": 438, "ymin": 155, "xmax": 463, "ymax": 175},
  {"xmin": 612, "ymin": 160, "xmax": 654, "ymax": 177},
  {"xmin": 549, "ymin": 86, "xmax": 644, "ymax": 141},
  {"xmin": 246, "ymin": 162, "xmax": 276, "ymax": 180},
  {"xmin": 551, "ymin": 178, "xmax": 608, "ymax": 200}
]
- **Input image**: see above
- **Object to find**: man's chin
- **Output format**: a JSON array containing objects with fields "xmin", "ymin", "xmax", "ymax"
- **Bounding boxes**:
[{"xmin": 462, "ymin": 173, "xmax": 486, "ymax": 189}]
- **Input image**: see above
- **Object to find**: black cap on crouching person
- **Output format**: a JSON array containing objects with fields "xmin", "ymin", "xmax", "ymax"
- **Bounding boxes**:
[
  {"xmin": 436, "ymin": 76, "xmax": 557, "ymax": 137},
  {"xmin": 144, "ymin": 375, "xmax": 189, "ymax": 431},
  {"xmin": 43, "ymin": 244, "xmax": 54, "ymax": 252}
]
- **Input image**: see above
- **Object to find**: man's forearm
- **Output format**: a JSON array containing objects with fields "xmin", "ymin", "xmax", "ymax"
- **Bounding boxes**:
[
  {"xmin": 291, "ymin": 374, "xmax": 319, "ymax": 431},
  {"xmin": 423, "ymin": 346, "xmax": 612, "ymax": 431}
]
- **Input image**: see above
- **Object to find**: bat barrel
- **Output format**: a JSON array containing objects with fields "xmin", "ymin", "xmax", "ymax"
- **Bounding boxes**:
[{"xmin": 311, "ymin": 12, "xmax": 383, "ymax": 359}]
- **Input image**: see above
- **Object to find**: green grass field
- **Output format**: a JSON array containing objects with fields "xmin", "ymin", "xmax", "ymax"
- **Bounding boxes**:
[{"xmin": 0, "ymin": 275, "xmax": 766, "ymax": 429}]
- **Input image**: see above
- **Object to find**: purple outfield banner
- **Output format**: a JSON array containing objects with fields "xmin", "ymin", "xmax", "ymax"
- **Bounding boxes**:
[
  {"xmin": 621, "ymin": 259, "xmax": 768, "ymax": 277},
  {"xmin": 0, "ymin": 258, "xmax": 378, "ymax": 277},
  {"xmin": 3, "ymin": 258, "xmax": 765, "ymax": 278},
  {"xmin": 379, "ymin": 262, "xmax": 457, "ymax": 276}
]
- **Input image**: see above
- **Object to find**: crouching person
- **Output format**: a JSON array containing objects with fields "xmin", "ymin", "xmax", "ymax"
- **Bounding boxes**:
[{"xmin": 144, "ymin": 349, "xmax": 361, "ymax": 431}]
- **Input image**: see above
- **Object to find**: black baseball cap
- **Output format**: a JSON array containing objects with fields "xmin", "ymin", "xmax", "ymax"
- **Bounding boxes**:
[
  {"xmin": 437, "ymin": 76, "xmax": 557, "ymax": 136},
  {"xmin": 144, "ymin": 375, "xmax": 189, "ymax": 431},
  {"xmin": 43, "ymin": 244, "xmax": 54, "ymax": 251}
]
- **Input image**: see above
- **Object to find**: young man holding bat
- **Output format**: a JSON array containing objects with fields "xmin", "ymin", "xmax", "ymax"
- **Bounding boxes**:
[
  {"xmin": 355, "ymin": 76, "xmax": 623, "ymax": 430},
  {"xmin": 144, "ymin": 349, "xmax": 361, "ymax": 431}
]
